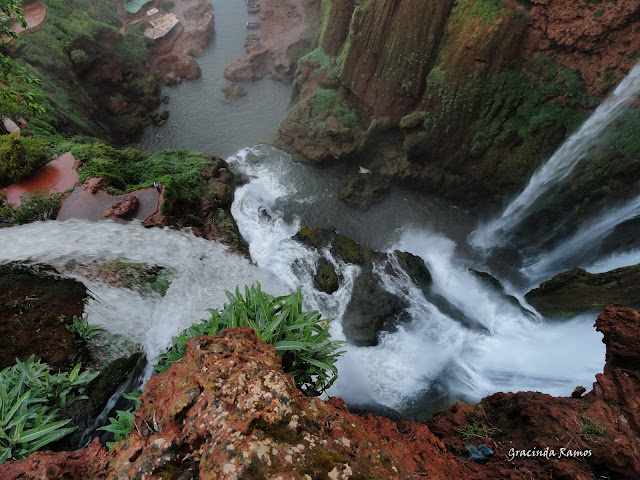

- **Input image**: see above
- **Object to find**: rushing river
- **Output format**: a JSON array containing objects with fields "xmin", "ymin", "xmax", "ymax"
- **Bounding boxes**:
[{"xmin": 6, "ymin": 4, "xmax": 640, "ymax": 422}]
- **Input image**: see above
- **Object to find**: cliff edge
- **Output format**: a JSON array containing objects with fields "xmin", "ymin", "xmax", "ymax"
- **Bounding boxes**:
[{"xmin": 2, "ymin": 307, "xmax": 640, "ymax": 479}]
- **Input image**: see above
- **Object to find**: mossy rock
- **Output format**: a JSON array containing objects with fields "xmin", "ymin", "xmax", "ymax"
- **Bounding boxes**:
[
  {"xmin": 295, "ymin": 226, "xmax": 321, "ymax": 247},
  {"xmin": 314, "ymin": 259, "xmax": 339, "ymax": 294},
  {"xmin": 342, "ymin": 274, "xmax": 407, "ymax": 346},
  {"xmin": 394, "ymin": 250, "xmax": 432, "ymax": 293},
  {"xmin": 525, "ymin": 265, "xmax": 640, "ymax": 317},
  {"xmin": 338, "ymin": 174, "xmax": 389, "ymax": 209},
  {"xmin": 335, "ymin": 234, "xmax": 370, "ymax": 265}
]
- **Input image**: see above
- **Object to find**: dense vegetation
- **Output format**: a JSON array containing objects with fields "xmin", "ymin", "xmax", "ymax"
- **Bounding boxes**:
[
  {"xmin": 2, "ymin": 0, "xmax": 156, "ymax": 140},
  {"xmin": 0, "ymin": 135, "xmax": 49, "ymax": 186},
  {"xmin": 0, "ymin": 356, "xmax": 98, "ymax": 465},
  {"xmin": 157, "ymin": 283, "xmax": 345, "ymax": 396},
  {"xmin": 54, "ymin": 139, "xmax": 217, "ymax": 218}
]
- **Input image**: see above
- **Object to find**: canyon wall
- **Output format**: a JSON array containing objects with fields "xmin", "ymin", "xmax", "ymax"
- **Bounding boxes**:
[{"xmin": 276, "ymin": 0, "xmax": 640, "ymax": 205}]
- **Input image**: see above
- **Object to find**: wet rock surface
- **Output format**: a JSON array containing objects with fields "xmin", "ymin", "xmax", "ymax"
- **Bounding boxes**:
[
  {"xmin": 525, "ymin": 265, "xmax": 640, "ymax": 317},
  {"xmin": 276, "ymin": 0, "xmax": 640, "ymax": 207},
  {"xmin": 103, "ymin": 194, "xmax": 139, "ymax": 219},
  {"xmin": 428, "ymin": 306, "xmax": 640, "ymax": 480},
  {"xmin": 293, "ymin": 227, "xmax": 428, "ymax": 346},
  {"xmin": 338, "ymin": 173, "xmax": 389, "ymax": 209},
  {"xmin": 221, "ymin": 82, "xmax": 247, "ymax": 103},
  {"xmin": 0, "ymin": 263, "xmax": 87, "ymax": 371},
  {"xmin": 0, "ymin": 328, "xmax": 476, "ymax": 479}
]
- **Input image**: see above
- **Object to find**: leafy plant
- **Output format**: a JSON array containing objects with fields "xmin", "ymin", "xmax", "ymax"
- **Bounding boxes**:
[
  {"xmin": 10, "ymin": 191, "xmax": 62, "ymax": 225},
  {"xmin": 0, "ymin": 135, "xmax": 49, "ymax": 185},
  {"xmin": 156, "ymin": 283, "xmax": 345, "ymax": 397},
  {"xmin": 98, "ymin": 392, "xmax": 141, "ymax": 450},
  {"xmin": 580, "ymin": 416, "xmax": 607, "ymax": 437},
  {"xmin": 0, "ymin": 356, "xmax": 98, "ymax": 464},
  {"xmin": 66, "ymin": 314, "xmax": 107, "ymax": 341}
]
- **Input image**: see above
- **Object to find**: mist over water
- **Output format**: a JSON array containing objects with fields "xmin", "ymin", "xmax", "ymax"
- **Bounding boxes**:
[{"xmin": 228, "ymin": 147, "xmax": 606, "ymax": 418}]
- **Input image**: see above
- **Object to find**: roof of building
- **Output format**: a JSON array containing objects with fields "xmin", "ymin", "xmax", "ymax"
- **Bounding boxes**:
[
  {"xmin": 143, "ymin": 13, "xmax": 180, "ymax": 39},
  {"xmin": 123, "ymin": 0, "xmax": 152, "ymax": 15}
]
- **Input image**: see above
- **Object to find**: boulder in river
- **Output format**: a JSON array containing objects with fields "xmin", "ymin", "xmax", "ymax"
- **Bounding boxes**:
[{"xmin": 525, "ymin": 264, "xmax": 640, "ymax": 317}]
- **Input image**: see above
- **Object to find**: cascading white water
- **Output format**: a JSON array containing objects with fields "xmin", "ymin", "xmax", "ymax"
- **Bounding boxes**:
[
  {"xmin": 228, "ymin": 146, "xmax": 605, "ymax": 416},
  {"xmin": 520, "ymin": 193, "xmax": 640, "ymax": 284},
  {"xmin": 0, "ymin": 219, "xmax": 286, "ymax": 366},
  {"xmin": 587, "ymin": 249, "xmax": 640, "ymax": 274},
  {"xmin": 471, "ymin": 61, "xmax": 640, "ymax": 249}
]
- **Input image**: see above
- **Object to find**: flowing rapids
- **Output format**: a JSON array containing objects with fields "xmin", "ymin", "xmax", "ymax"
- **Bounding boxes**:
[
  {"xmin": 228, "ymin": 146, "xmax": 605, "ymax": 418},
  {"xmin": 472, "ymin": 61, "xmax": 640, "ymax": 249},
  {"xmin": 0, "ymin": 220, "xmax": 286, "ymax": 366}
]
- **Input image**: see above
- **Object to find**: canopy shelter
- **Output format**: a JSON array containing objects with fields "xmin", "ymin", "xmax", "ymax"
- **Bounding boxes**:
[{"xmin": 123, "ymin": 0, "xmax": 152, "ymax": 15}]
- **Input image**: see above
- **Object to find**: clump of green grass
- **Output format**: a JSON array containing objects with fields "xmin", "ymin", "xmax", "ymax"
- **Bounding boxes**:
[
  {"xmin": 0, "ymin": 356, "xmax": 98, "ymax": 464},
  {"xmin": 310, "ymin": 88, "xmax": 360, "ymax": 127},
  {"xmin": 156, "ymin": 283, "xmax": 344, "ymax": 397}
]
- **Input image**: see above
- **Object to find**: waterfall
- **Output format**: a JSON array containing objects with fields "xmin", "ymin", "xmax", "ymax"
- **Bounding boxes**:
[
  {"xmin": 0, "ymin": 145, "xmax": 608, "ymax": 419},
  {"xmin": 471, "ymin": 61, "xmax": 640, "ymax": 249},
  {"xmin": 228, "ymin": 146, "xmax": 605, "ymax": 417},
  {"xmin": 0, "ymin": 219, "xmax": 286, "ymax": 365},
  {"xmin": 521, "ymin": 193, "xmax": 640, "ymax": 283}
]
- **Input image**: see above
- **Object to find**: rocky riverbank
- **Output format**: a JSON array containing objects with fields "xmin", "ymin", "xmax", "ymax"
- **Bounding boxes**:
[{"xmin": 224, "ymin": 0, "xmax": 321, "ymax": 82}]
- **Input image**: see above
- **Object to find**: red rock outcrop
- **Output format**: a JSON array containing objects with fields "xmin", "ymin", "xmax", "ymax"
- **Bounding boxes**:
[
  {"xmin": 103, "ymin": 194, "xmax": 140, "ymax": 219},
  {"xmin": 428, "ymin": 307, "xmax": 640, "ymax": 480},
  {"xmin": 3, "ymin": 308, "xmax": 640, "ymax": 479}
]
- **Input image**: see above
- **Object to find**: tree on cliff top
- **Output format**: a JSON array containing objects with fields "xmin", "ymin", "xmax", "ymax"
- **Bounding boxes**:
[{"xmin": 0, "ymin": 0, "xmax": 45, "ymax": 115}]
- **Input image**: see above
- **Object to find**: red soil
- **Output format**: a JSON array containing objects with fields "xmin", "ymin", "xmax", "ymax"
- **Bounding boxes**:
[{"xmin": 0, "ymin": 152, "xmax": 79, "ymax": 207}]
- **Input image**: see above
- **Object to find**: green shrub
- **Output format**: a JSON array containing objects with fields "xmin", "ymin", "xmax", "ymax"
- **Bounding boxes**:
[
  {"xmin": 0, "ymin": 356, "xmax": 98, "ymax": 464},
  {"xmin": 156, "ymin": 283, "xmax": 344, "ymax": 397},
  {"xmin": 11, "ymin": 191, "xmax": 62, "ymax": 225},
  {"xmin": 0, "ymin": 193, "xmax": 12, "ymax": 222},
  {"xmin": 0, "ymin": 135, "xmax": 49, "ymax": 185},
  {"xmin": 65, "ymin": 314, "xmax": 107, "ymax": 341},
  {"xmin": 98, "ymin": 392, "xmax": 141, "ymax": 450}
]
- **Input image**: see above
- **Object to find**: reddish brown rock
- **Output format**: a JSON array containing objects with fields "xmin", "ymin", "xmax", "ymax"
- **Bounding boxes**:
[
  {"xmin": 103, "ymin": 194, "xmax": 139, "ymax": 219},
  {"xmin": 276, "ymin": 0, "xmax": 640, "ymax": 205},
  {"xmin": 81, "ymin": 177, "xmax": 108, "ymax": 195},
  {"xmin": 428, "ymin": 306, "xmax": 640, "ymax": 480},
  {"xmin": 224, "ymin": 0, "xmax": 321, "ymax": 83},
  {"xmin": 3, "ymin": 308, "xmax": 640, "ymax": 479},
  {"xmin": 0, "ymin": 438, "xmax": 109, "ymax": 480}
]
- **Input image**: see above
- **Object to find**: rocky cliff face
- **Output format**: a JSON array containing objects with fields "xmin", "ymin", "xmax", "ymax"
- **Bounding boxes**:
[
  {"xmin": 276, "ymin": 0, "xmax": 640, "ymax": 206},
  {"xmin": 3, "ymin": 308, "xmax": 640, "ymax": 479}
]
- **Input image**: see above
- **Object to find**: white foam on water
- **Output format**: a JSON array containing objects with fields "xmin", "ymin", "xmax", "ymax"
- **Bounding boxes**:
[
  {"xmin": 0, "ymin": 219, "xmax": 286, "ymax": 365},
  {"xmin": 228, "ymin": 147, "xmax": 606, "ymax": 414}
]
